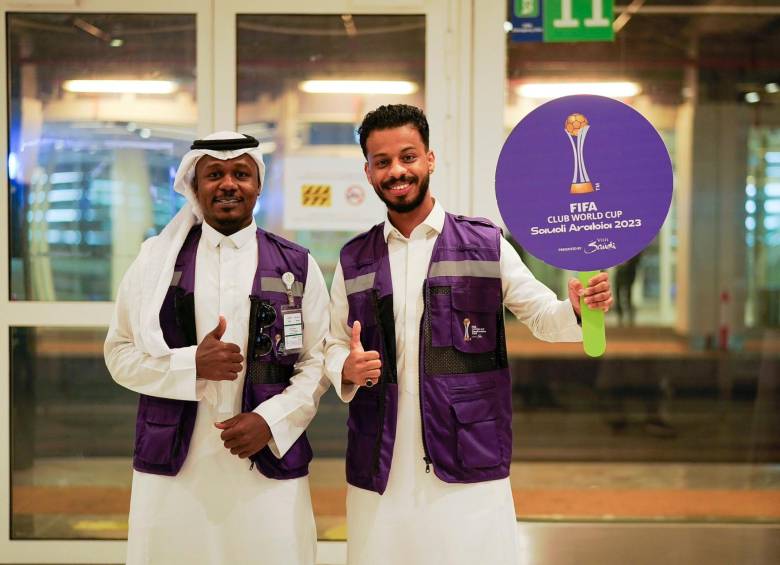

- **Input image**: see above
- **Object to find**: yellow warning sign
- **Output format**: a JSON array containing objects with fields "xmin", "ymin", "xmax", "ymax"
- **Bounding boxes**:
[{"xmin": 301, "ymin": 184, "xmax": 332, "ymax": 207}]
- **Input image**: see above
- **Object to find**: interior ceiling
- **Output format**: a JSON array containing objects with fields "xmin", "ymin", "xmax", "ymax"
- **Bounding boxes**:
[
  {"xmin": 509, "ymin": 1, "xmax": 780, "ymax": 104},
  {"xmin": 6, "ymin": 2, "xmax": 780, "ymax": 106}
]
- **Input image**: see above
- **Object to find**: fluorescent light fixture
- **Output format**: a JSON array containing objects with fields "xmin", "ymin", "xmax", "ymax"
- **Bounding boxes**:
[
  {"xmin": 517, "ymin": 81, "xmax": 641, "ymax": 99},
  {"xmin": 766, "ymin": 182, "xmax": 780, "ymax": 197},
  {"xmin": 745, "ymin": 91, "xmax": 760, "ymax": 104},
  {"xmin": 299, "ymin": 80, "xmax": 418, "ymax": 95},
  {"xmin": 49, "ymin": 171, "xmax": 83, "ymax": 184},
  {"xmin": 8, "ymin": 152, "xmax": 18, "ymax": 180},
  {"xmin": 765, "ymin": 82, "xmax": 779, "ymax": 94},
  {"xmin": 765, "ymin": 152, "xmax": 780, "ymax": 164},
  {"xmin": 63, "ymin": 80, "xmax": 178, "ymax": 94}
]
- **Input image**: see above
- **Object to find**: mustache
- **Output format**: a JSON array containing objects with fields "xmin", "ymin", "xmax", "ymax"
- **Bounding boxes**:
[{"xmin": 380, "ymin": 174, "xmax": 417, "ymax": 190}]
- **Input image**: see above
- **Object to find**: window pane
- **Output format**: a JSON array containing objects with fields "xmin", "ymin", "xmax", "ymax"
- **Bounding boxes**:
[
  {"xmin": 7, "ymin": 13, "xmax": 197, "ymax": 301},
  {"xmin": 237, "ymin": 13, "xmax": 426, "ymax": 286},
  {"xmin": 9, "ymin": 326, "xmax": 363, "ymax": 541},
  {"xmin": 11, "ymin": 327, "xmax": 135, "ymax": 539},
  {"xmin": 504, "ymin": 4, "xmax": 780, "ymax": 525},
  {"xmin": 236, "ymin": 13, "xmax": 426, "ymax": 540}
]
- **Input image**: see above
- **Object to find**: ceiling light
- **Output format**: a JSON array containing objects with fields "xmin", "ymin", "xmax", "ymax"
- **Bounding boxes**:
[
  {"xmin": 765, "ymin": 82, "xmax": 779, "ymax": 94},
  {"xmin": 745, "ymin": 92, "xmax": 760, "ymax": 104},
  {"xmin": 504, "ymin": 21, "xmax": 514, "ymax": 33},
  {"xmin": 299, "ymin": 80, "xmax": 418, "ymax": 95},
  {"xmin": 517, "ymin": 81, "xmax": 641, "ymax": 99},
  {"xmin": 8, "ymin": 152, "xmax": 18, "ymax": 181},
  {"xmin": 63, "ymin": 80, "xmax": 178, "ymax": 94},
  {"xmin": 110, "ymin": 38, "xmax": 124, "ymax": 47}
]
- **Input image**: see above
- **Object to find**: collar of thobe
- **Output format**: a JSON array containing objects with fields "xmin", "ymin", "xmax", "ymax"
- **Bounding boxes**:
[
  {"xmin": 201, "ymin": 219, "xmax": 257, "ymax": 250},
  {"xmin": 383, "ymin": 198, "xmax": 445, "ymax": 242}
]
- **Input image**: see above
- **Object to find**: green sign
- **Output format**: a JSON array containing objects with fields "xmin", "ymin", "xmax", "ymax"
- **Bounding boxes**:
[{"xmin": 543, "ymin": 0, "xmax": 614, "ymax": 42}]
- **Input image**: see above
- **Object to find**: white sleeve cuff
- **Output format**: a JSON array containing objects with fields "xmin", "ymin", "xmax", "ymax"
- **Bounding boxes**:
[
  {"xmin": 325, "ymin": 347, "xmax": 359, "ymax": 402},
  {"xmin": 548, "ymin": 300, "xmax": 584, "ymax": 342},
  {"xmin": 266, "ymin": 437, "xmax": 282, "ymax": 459},
  {"xmin": 340, "ymin": 382, "xmax": 359, "ymax": 403},
  {"xmin": 253, "ymin": 400, "xmax": 296, "ymax": 457},
  {"xmin": 166, "ymin": 345, "xmax": 199, "ymax": 400}
]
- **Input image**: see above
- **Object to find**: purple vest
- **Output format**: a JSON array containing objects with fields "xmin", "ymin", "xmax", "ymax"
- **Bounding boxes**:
[
  {"xmin": 132, "ymin": 225, "xmax": 313, "ymax": 479},
  {"xmin": 340, "ymin": 213, "xmax": 511, "ymax": 494}
]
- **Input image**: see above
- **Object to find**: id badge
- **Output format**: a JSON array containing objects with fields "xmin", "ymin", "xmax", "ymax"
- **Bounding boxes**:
[{"xmin": 280, "ymin": 305, "xmax": 303, "ymax": 354}]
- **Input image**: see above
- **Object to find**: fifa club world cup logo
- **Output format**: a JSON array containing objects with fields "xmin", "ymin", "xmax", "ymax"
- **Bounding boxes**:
[{"xmin": 565, "ymin": 113, "xmax": 595, "ymax": 194}]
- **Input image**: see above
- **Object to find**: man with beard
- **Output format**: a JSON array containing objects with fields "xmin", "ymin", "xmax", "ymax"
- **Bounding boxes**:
[
  {"xmin": 325, "ymin": 105, "xmax": 612, "ymax": 564},
  {"xmin": 105, "ymin": 131, "xmax": 329, "ymax": 564}
]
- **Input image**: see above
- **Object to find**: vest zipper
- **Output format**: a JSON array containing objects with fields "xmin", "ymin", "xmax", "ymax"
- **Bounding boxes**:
[
  {"xmin": 419, "ymin": 280, "xmax": 433, "ymax": 474},
  {"xmin": 247, "ymin": 297, "xmax": 259, "ymax": 474},
  {"xmin": 370, "ymin": 289, "xmax": 387, "ymax": 476}
]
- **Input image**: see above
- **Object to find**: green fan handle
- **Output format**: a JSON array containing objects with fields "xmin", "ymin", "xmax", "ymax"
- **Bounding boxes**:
[{"xmin": 578, "ymin": 270, "xmax": 606, "ymax": 357}]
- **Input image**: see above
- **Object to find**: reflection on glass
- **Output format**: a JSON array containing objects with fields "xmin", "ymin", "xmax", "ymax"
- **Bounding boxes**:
[
  {"xmin": 11, "ymin": 328, "xmax": 136, "ymax": 540},
  {"xmin": 237, "ymin": 15, "xmax": 426, "ymax": 539},
  {"xmin": 502, "ymin": 4, "xmax": 780, "ymax": 527},
  {"xmin": 9, "ymin": 326, "xmax": 355, "ymax": 541},
  {"xmin": 747, "ymin": 129, "xmax": 780, "ymax": 328},
  {"xmin": 7, "ymin": 13, "xmax": 197, "ymax": 301},
  {"xmin": 237, "ymin": 14, "xmax": 426, "ymax": 285}
]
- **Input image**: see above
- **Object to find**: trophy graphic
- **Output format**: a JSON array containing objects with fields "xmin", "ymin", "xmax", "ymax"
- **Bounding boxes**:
[
  {"xmin": 463, "ymin": 318, "xmax": 471, "ymax": 341},
  {"xmin": 565, "ymin": 113, "xmax": 595, "ymax": 194}
]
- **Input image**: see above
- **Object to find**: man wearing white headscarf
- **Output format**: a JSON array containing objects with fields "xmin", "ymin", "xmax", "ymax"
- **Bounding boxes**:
[{"xmin": 105, "ymin": 132, "xmax": 330, "ymax": 565}]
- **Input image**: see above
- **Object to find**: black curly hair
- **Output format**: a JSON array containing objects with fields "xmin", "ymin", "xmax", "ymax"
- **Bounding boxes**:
[{"xmin": 357, "ymin": 104, "xmax": 429, "ymax": 158}]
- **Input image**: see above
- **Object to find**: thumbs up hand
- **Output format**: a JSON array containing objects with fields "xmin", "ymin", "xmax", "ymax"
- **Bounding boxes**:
[
  {"xmin": 342, "ymin": 321, "xmax": 382, "ymax": 388},
  {"xmin": 195, "ymin": 316, "xmax": 244, "ymax": 381}
]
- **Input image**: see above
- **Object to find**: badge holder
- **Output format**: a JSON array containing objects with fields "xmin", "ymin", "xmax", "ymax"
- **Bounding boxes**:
[{"xmin": 280, "ymin": 272, "xmax": 303, "ymax": 355}]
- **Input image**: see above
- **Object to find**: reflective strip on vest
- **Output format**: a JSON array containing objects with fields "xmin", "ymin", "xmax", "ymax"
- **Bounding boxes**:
[
  {"xmin": 260, "ymin": 277, "xmax": 304, "ymax": 297},
  {"xmin": 171, "ymin": 271, "xmax": 182, "ymax": 287},
  {"xmin": 428, "ymin": 260, "xmax": 500, "ymax": 279},
  {"xmin": 345, "ymin": 272, "xmax": 376, "ymax": 296}
]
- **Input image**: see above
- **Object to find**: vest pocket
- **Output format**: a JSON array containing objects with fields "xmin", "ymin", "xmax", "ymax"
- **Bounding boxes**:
[
  {"xmin": 428, "ymin": 289, "xmax": 453, "ymax": 347},
  {"xmin": 347, "ymin": 290, "xmax": 377, "ymax": 327},
  {"xmin": 136, "ymin": 398, "xmax": 185, "ymax": 466},
  {"xmin": 346, "ymin": 389, "xmax": 380, "ymax": 478},
  {"xmin": 450, "ymin": 284, "xmax": 500, "ymax": 354},
  {"xmin": 347, "ymin": 290, "xmax": 380, "ymax": 353},
  {"xmin": 451, "ymin": 396, "xmax": 501, "ymax": 469}
]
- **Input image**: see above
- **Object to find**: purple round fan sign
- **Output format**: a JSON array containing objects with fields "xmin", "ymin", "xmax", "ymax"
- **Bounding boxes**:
[{"xmin": 495, "ymin": 95, "xmax": 673, "ymax": 271}]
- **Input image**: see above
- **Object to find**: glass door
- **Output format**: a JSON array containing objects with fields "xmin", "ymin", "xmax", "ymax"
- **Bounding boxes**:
[
  {"xmin": 2, "ymin": 0, "xmax": 465, "ymax": 562},
  {"xmin": 1, "ymin": 1, "xmax": 211, "ymax": 562},
  {"xmin": 215, "ymin": 0, "xmax": 459, "ymax": 549}
]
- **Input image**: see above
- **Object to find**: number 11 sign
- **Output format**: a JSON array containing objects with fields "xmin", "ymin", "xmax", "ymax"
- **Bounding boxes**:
[{"xmin": 543, "ymin": 0, "xmax": 614, "ymax": 42}]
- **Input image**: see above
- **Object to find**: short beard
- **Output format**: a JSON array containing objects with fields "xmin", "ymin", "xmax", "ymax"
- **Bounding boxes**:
[{"xmin": 375, "ymin": 173, "xmax": 430, "ymax": 214}]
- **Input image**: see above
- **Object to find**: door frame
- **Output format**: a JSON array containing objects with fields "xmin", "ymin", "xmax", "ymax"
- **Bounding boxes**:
[{"xmin": 0, "ymin": 0, "xmax": 472, "ymax": 562}]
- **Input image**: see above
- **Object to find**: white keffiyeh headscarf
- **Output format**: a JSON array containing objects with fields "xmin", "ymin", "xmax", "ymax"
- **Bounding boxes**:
[
  {"xmin": 173, "ymin": 130, "xmax": 267, "ymax": 221},
  {"xmin": 134, "ymin": 131, "xmax": 266, "ymax": 359}
]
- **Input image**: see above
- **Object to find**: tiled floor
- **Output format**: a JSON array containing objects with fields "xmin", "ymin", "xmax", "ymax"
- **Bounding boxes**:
[{"xmin": 12, "ymin": 457, "xmax": 780, "ymax": 540}]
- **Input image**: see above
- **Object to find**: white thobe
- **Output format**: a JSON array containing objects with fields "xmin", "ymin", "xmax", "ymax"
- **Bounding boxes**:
[
  {"xmin": 105, "ymin": 220, "xmax": 330, "ymax": 565},
  {"xmin": 325, "ymin": 201, "xmax": 582, "ymax": 565}
]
